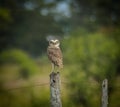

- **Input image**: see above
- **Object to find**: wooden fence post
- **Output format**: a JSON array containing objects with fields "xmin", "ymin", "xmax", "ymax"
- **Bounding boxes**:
[
  {"xmin": 102, "ymin": 79, "xmax": 108, "ymax": 107},
  {"xmin": 50, "ymin": 72, "xmax": 62, "ymax": 107}
]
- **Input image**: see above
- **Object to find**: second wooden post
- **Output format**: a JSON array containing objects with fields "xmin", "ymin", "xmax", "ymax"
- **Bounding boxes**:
[{"xmin": 102, "ymin": 79, "xmax": 108, "ymax": 107}]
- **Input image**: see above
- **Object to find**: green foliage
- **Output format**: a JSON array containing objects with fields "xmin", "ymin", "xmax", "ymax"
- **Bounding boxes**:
[
  {"xmin": 63, "ymin": 31, "xmax": 118, "ymax": 79},
  {"xmin": 0, "ymin": 49, "xmax": 50, "ymax": 107},
  {"xmin": 109, "ymin": 77, "xmax": 120, "ymax": 107},
  {"xmin": 0, "ymin": 8, "xmax": 12, "ymax": 30},
  {"xmin": 0, "ymin": 29, "xmax": 120, "ymax": 107},
  {"xmin": 0, "ymin": 49, "xmax": 38, "ymax": 75},
  {"xmin": 62, "ymin": 29, "xmax": 119, "ymax": 107},
  {"xmin": 0, "ymin": 0, "xmax": 119, "ymax": 54}
]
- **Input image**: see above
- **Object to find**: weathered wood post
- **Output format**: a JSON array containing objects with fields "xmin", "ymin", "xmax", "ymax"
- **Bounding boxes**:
[
  {"xmin": 50, "ymin": 72, "xmax": 62, "ymax": 107},
  {"xmin": 102, "ymin": 79, "xmax": 108, "ymax": 107}
]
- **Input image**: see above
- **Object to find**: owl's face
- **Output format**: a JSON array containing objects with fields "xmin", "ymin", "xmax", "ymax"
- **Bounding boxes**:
[{"xmin": 49, "ymin": 39, "xmax": 60, "ymax": 48}]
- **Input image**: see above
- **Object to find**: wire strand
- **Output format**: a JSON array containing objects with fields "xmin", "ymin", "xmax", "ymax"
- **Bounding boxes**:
[{"xmin": 3, "ymin": 81, "xmax": 120, "ymax": 91}]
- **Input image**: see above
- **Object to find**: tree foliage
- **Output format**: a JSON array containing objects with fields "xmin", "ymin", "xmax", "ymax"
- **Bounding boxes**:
[
  {"xmin": 0, "ymin": 49, "xmax": 38, "ymax": 79},
  {"xmin": 0, "ymin": 0, "xmax": 120, "ymax": 55},
  {"xmin": 63, "ymin": 29, "xmax": 119, "ymax": 107}
]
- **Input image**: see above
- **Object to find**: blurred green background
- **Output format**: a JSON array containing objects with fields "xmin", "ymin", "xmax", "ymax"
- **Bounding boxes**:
[{"xmin": 0, "ymin": 0, "xmax": 120, "ymax": 107}]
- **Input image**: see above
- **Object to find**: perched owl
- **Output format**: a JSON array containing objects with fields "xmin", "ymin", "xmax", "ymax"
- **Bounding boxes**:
[{"xmin": 47, "ymin": 39, "xmax": 63, "ymax": 72}]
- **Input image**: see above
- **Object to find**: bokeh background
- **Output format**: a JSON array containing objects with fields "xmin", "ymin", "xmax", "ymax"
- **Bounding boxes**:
[{"xmin": 0, "ymin": 0, "xmax": 120, "ymax": 107}]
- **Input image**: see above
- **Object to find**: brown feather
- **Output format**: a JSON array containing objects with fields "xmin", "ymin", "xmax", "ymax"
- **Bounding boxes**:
[{"xmin": 47, "ymin": 46, "xmax": 63, "ymax": 68}]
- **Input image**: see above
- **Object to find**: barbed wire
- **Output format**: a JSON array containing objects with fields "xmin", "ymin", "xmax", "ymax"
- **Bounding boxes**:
[
  {"xmin": 4, "ymin": 81, "xmax": 69, "ymax": 91},
  {"xmin": 3, "ymin": 80, "xmax": 120, "ymax": 91},
  {"xmin": 5, "ymin": 82, "xmax": 50, "ymax": 91}
]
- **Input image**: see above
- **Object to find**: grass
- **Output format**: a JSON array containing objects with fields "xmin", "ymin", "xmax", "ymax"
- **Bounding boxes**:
[
  {"xmin": 0, "ymin": 56, "xmax": 70, "ymax": 107},
  {"xmin": 0, "ymin": 30, "xmax": 120, "ymax": 107}
]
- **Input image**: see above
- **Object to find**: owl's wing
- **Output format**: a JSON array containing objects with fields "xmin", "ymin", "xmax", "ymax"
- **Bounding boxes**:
[{"xmin": 47, "ymin": 47, "xmax": 63, "ymax": 68}]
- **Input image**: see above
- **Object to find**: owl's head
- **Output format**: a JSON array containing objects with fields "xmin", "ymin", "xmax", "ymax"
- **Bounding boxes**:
[{"xmin": 49, "ymin": 39, "xmax": 60, "ymax": 48}]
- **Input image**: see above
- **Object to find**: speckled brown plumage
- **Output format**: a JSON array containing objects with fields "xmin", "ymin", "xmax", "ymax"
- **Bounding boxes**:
[{"xmin": 47, "ymin": 45, "xmax": 63, "ymax": 68}]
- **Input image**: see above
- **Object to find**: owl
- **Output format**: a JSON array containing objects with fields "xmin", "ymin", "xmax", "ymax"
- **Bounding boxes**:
[{"xmin": 47, "ymin": 39, "xmax": 63, "ymax": 72}]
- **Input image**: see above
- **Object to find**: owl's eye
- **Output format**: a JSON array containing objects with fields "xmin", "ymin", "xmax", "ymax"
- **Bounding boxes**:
[
  {"xmin": 50, "ymin": 41, "xmax": 53, "ymax": 44},
  {"xmin": 56, "ymin": 41, "xmax": 59, "ymax": 44}
]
